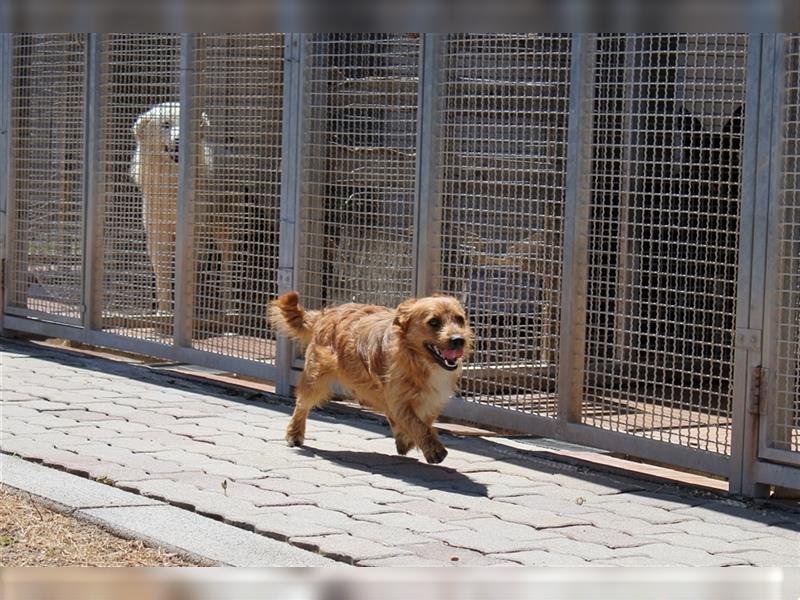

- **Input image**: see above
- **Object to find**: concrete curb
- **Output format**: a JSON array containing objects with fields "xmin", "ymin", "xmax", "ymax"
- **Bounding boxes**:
[{"xmin": 0, "ymin": 454, "xmax": 339, "ymax": 567}]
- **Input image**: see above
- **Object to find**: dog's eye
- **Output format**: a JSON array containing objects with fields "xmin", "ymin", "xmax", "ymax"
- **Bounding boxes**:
[
  {"xmin": 428, "ymin": 318, "xmax": 441, "ymax": 329},
  {"xmin": 454, "ymin": 315, "xmax": 465, "ymax": 326}
]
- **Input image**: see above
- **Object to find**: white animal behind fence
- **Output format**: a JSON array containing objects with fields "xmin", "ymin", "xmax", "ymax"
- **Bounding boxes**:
[{"xmin": 130, "ymin": 101, "xmax": 233, "ymax": 321}]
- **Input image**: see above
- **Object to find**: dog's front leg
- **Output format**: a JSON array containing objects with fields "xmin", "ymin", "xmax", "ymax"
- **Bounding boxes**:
[
  {"xmin": 386, "ymin": 398, "xmax": 447, "ymax": 464},
  {"xmin": 143, "ymin": 213, "xmax": 175, "ymax": 317},
  {"xmin": 387, "ymin": 415, "xmax": 415, "ymax": 456}
]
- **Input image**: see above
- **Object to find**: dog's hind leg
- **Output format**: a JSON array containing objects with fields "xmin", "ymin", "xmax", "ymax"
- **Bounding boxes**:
[
  {"xmin": 286, "ymin": 345, "xmax": 335, "ymax": 447},
  {"xmin": 286, "ymin": 372, "xmax": 332, "ymax": 447}
]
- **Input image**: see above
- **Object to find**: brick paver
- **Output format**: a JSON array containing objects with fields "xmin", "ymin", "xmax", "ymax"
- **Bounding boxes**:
[
  {"xmin": 2, "ymin": 339, "xmax": 800, "ymax": 567},
  {"xmin": 292, "ymin": 533, "xmax": 412, "ymax": 563},
  {"xmin": 491, "ymin": 549, "xmax": 592, "ymax": 566}
]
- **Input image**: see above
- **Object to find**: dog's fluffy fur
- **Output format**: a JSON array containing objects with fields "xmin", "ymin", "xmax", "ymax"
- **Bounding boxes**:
[
  {"xmin": 130, "ymin": 102, "xmax": 226, "ymax": 316},
  {"xmin": 270, "ymin": 292, "xmax": 473, "ymax": 464}
]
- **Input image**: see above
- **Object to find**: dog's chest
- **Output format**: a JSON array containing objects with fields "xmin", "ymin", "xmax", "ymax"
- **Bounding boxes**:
[{"xmin": 416, "ymin": 368, "xmax": 457, "ymax": 422}]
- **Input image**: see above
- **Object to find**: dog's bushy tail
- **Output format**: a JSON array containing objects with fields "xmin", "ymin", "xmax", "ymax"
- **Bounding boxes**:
[{"xmin": 269, "ymin": 291, "xmax": 317, "ymax": 345}]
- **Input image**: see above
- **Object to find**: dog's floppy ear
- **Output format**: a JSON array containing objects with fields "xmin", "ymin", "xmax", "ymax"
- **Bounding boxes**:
[{"xmin": 393, "ymin": 298, "xmax": 417, "ymax": 330}]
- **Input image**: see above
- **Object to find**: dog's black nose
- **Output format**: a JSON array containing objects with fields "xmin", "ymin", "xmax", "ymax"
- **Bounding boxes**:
[{"xmin": 448, "ymin": 335, "xmax": 465, "ymax": 349}]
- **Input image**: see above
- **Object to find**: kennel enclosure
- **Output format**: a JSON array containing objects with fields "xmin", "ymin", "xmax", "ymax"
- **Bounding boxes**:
[{"xmin": 2, "ymin": 33, "xmax": 799, "ymax": 495}]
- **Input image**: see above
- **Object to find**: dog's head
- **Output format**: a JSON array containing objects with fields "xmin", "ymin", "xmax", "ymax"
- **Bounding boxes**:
[
  {"xmin": 393, "ymin": 295, "xmax": 473, "ymax": 372},
  {"xmin": 132, "ymin": 102, "xmax": 210, "ymax": 164}
]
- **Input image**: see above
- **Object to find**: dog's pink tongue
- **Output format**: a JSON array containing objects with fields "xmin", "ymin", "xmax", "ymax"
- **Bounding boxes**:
[{"xmin": 441, "ymin": 348, "xmax": 463, "ymax": 361}]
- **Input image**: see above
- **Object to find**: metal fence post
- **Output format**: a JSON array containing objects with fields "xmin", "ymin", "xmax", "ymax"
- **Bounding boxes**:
[
  {"xmin": 275, "ymin": 33, "xmax": 303, "ymax": 397},
  {"xmin": 414, "ymin": 34, "xmax": 442, "ymax": 298},
  {"xmin": 174, "ymin": 34, "xmax": 197, "ymax": 348},
  {"xmin": 0, "ymin": 34, "xmax": 12, "ymax": 331},
  {"xmin": 729, "ymin": 34, "xmax": 775, "ymax": 497},
  {"xmin": 556, "ymin": 34, "xmax": 595, "ymax": 428},
  {"xmin": 82, "ymin": 33, "xmax": 102, "ymax": 332}
]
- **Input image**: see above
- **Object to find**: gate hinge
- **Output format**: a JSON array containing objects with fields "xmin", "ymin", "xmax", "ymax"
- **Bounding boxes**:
[
  {"xmin": 749, "ymin": 366, "xmax": 768, "ymax": 415},
  {"xmin": 735, "ymin": 328, "xmax": 762, "ymax": 353}
]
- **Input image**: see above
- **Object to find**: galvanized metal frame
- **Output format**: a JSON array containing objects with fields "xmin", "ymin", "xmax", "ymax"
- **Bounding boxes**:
[
  {"xmin": 413, "ymin": 33, "xmax": 442, "ymax": 298},
  {"xmin": 82, "ymin": 33, "xmax": 102, "ymax": 331},
  {"xmin": 557, "ymin": 33, "xmax": 594, "ymax": 428},
  {"xmin": 2, "ymin": 312, "xmax": 290, "ymax": 381},
  {"xmin": 729, "ymin": 34, "xmax": 771, "ymax": 496},
  {"xmin": 2, "ymin": 34, "xmax": 18, "ymax": 322},
  {"xmin": 754, "ymin": 457, "xmax": 800, "ymax": 490},
  {"xmin": 173, "ymin": 33, "xmax": 197, "ymax": 349},
  {"xmin": 289, "ymin": 33, "xmax": 318, "ymax": 371},
  {"xmin": 0, "ymin": 34, "xmax": 12, "ymax": 332},
  {"xmin": 292, "ymin": 33, "xmax": 326, "ymax": 311},
  {"xmin": 443, "ymin": 394, "xmax": 731, "ymax": 475},
  {"xmin": 276, "ymin": 33, "xmax": 304, "ymax": 395}
]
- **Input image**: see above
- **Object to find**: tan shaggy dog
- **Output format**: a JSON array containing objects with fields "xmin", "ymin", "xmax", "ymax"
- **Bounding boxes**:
[
  {"xmin": 130, "ymin": 102, "xmax": 230, "ymax": 316},
  {"xmin": 270, "ymin": 291, "xmax": 473, "ymax": 463}
]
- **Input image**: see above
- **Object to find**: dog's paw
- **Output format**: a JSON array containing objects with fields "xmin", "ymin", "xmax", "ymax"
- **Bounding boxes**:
[
  {"xmin": 285, "ymin": 432, "xmax": 304, "ymax": 447},
  {"xmin": 395, "ymin": 437, "xmax": 412, "ymax": 455},
  {"xmin": 423, "ymin": 443, "xmax": 448, "ymax": 464}
]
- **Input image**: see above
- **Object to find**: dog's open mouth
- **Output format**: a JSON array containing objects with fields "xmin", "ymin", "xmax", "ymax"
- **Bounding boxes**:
[{"xmin": 425, "ymin": 343, "xmax": 463, "ymax": 371}]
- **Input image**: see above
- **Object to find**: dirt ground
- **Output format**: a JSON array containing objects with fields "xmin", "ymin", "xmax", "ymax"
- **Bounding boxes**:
[{"xmin": 0, "ymin": 485, "xmax": 204, "ymax": 567}]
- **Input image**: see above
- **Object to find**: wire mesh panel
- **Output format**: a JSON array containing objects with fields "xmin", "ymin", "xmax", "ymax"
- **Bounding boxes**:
[
  {"xmin": 297, "ymin": 34, "xmax": 420, "ymax": 310},
  {"xmin": 6, "ymin": 34, "xmax": 86, "ymax": 323},
  {"xmin": 582, "ymin": 34, "xmax": 747, "ymax": 454},
  {"xmin": 771, "ymin": 34, "xmax": 800, "ymax": 456},
  {"xmin": 189, "ymin": 34, "xmax": 284, "ymax": 362},
  {"xmin": 97, "ymin": 34, "xmax": 180, "ymax": 343},
  {"xmin": 433, "ymin": 34, "xmax": 571, "ymax": 415}
]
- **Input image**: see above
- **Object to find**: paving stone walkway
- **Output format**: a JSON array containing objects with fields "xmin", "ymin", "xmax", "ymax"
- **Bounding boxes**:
[{"xmin": 2, "ymin": 339, "xmax": 799, "ymax": 566}]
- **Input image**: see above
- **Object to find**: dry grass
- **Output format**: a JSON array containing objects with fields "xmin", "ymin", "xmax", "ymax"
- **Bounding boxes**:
[{"xmin": 0, "ymin": 485, "xmax": 204, "ymax": 566}]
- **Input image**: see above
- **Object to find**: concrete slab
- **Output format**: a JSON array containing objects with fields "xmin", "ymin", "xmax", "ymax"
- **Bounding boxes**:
[
  {"xmin": 80, "ymin": 504, "xmax": 339, "ymax": 567},
  {"xmin": 1, "ymin": 453, "xmax": 161, "ymax": 510}
]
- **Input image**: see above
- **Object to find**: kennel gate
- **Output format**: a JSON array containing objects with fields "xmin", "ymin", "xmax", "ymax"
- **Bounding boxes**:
[
  {"xmin": 759, "ymin": 34, "xmax": 800, "ymax": 487},
  {"xmin": 2, "ymin": 33, "xmax": 800, "ymax": 495}
]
